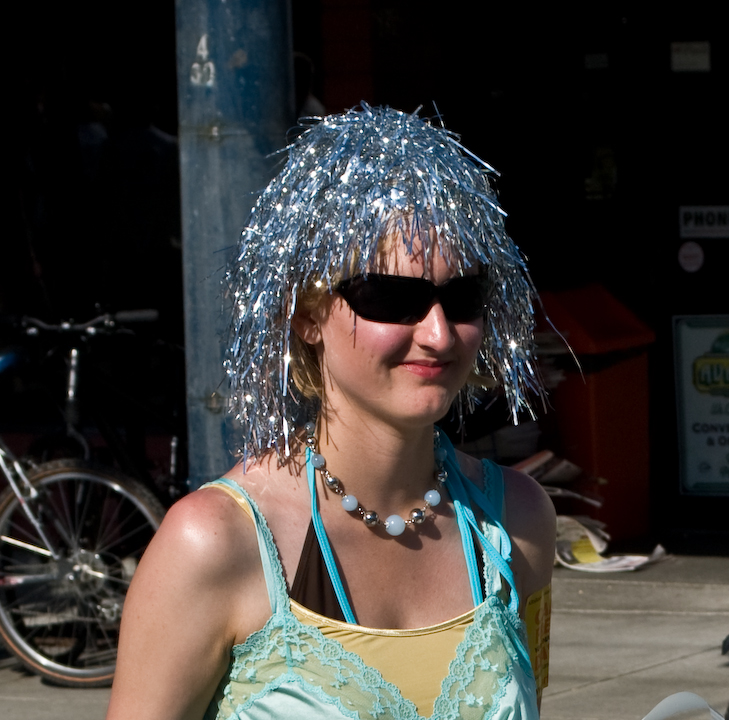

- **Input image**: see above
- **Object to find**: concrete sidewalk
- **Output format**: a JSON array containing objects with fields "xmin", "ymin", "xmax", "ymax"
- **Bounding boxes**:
[
  {"xmin": 542, "ymin": 553, "xmax": 729, "ymax": 720},
  {"xmin": 1, "ymin": 553, "xmax": 727, "ymax": 719},
  {"xmin": 0, "ymin": 662, "xmax": 110, "ymax": 720}
]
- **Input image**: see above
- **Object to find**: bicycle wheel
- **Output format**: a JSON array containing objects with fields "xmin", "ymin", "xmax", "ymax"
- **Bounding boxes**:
[{"xmin": 0, "ymin": 459, "xmax": 165, "ymax": 687}]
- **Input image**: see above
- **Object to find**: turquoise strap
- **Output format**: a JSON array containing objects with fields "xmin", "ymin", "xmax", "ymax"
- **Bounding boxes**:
[
  {"xmin": 305, "ymin": 447, "xmax": 358, "ymax": 624},
  {"xmin": 447, "ymin": 469, "xmax": 484, "ymax": 608},
  {"xmin": 445, "ymin": 459, "xmax": 518, "ymax": 614},
  {"xmin": 462, "ymin": 477, "xmax": 515, "ymax": 584},
  {"xmin": 442, "ymin": 450, "xmax": 532, "ymax": 673},
  {"xmin": 468, "ymin": 465, "xmax": 513, "ymax": 561},
  {"xmin": 438, "ymin": 434, "xmax": 518, "ymax": 608},
  {"xmin": 439, "ymin": 439, "xmax": 532, "ymax": 674}
]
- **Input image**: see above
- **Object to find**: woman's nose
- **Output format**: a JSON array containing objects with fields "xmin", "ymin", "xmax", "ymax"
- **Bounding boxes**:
[{"xmin": 414, "ymin": 302, "xmax": 456, "ymax": 351}]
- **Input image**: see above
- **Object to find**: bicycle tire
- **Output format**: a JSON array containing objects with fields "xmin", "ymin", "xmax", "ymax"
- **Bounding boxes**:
[{"xmin": 0, "ymin": 459, "xmax": 165, "ymax": 687}]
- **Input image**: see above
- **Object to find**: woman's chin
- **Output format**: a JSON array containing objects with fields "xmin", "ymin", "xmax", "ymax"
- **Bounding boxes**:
[{"xmin": 390, "ymin": 393, "xmax": 460, "ymax": 429}]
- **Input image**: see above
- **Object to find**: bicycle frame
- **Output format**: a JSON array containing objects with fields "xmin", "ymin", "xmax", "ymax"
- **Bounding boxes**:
[
  {"xmin": 63, "ymin": 345, "xmax": 90, "ymax": 459},
  {"xmin": 0, "ymin": 439, "xmax": 59, "ymax": 560}
]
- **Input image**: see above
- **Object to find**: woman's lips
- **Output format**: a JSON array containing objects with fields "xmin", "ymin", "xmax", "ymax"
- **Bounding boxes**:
[{"xmin": 400, "ymin": 361, "xmax": 451, "ymax": 379}]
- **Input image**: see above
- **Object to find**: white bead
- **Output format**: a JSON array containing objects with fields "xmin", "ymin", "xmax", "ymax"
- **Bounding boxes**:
[
  {"xmin": 424, "ymin": 489, "xmax": 441, "ymax": 507},
  {"xmin": 311, "ymin": 453, "xmax": 326, "ymax": 469},
  {"xmin": 341, "ymin": 495, "xmax": 358, "ymax": 512},
  {"xmin": 385, "ymin": 515, "xmax": 406, "ymax": 536}
]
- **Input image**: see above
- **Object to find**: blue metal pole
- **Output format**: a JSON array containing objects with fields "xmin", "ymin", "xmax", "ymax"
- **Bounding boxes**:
[{"xmin": 175, "ymin": 0, "xmax": 294, "ymax": 488}]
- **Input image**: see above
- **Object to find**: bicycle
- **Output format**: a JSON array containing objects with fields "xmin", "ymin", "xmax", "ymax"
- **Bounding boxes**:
[{"xmin": 0, "ymin": 311, "xmax": 173, "ymax": 687}]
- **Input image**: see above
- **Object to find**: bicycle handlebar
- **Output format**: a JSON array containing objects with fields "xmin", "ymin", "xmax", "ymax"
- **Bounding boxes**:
[
  {"xmin": 21, "ymin": 310, "xmax": 160, "ymax": 336},
  {"xmin": 114, "ymin": 309, "xmax": 160, "ymax": 324}
]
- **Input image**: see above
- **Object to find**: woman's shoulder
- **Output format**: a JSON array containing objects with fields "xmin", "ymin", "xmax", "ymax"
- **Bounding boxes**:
[
  {"xmin": 210, "ymin": 456, "xmax": 312, "ymax": 581},
  {"xmin": 453, "ymin": 448, "xmax": 553, "ymax": 528},
  {"xmin": 501, "ymin": 465, "xmax": 556, "ymax": 598},
  {"xmin": 501, "ymin": 465, "xmax": 555, "ymax": 524},
  {"xmin": 107, "ymin": 472, "xmax": 274, "ymax": 719},
  {"xmin": 140, "ymin": 474, "xmax": 268, "ymax": 590}
]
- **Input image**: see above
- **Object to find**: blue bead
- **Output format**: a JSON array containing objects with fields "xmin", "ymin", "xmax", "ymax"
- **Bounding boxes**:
[
  {"xmin": 341, "ymin": 495, "xmax": 358, "ymax": 512},
  {"xmin": 424, "ymin": 489, "xmax": 441, "ymax": 507},
  {"xmin": 435, "ymin": 448, "xmax": 447, "ymax": 462},
  {"xmin": 311, "ymin": 453, "xmax": 326, "ymax": 469},
  {"xmin": 385, "ymin": 515, "xmax": 406, "ymax": 536}
]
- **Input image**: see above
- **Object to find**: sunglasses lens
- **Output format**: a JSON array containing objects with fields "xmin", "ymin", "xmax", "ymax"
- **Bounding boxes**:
[
  {"xmin": 336, "ymin": 275, "xmax": 487, "ymax": 324},
  {"xmin": 440, "ymin": 277, "xmax": 488, "ymax": 322},
  {"xmin": 337, "ymin": 276, "xmax": 423, "ymax": 323}
]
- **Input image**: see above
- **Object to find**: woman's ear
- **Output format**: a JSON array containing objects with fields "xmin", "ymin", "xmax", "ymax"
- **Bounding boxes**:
[{"xmin": 291, "ymin": 308, "xmax": 322, "ymax": 346}]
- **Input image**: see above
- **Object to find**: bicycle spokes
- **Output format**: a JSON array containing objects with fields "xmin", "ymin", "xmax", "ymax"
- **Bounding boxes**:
[{"xmin": 0, "ymin": 462, "xmax": 163, "ymax": 686}]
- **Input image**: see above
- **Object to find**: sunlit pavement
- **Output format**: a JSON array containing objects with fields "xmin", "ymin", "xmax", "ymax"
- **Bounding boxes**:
[
  {"xmin": 0, "ymin": 655, "xmax": 111, "ymax": 720},
  {"xmin": 542, "ymin": 554, "xmax": 729, "ymax": 720}
]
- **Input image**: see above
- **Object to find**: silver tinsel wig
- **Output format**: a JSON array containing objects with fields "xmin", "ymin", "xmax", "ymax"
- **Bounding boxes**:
[{"xmin": 225, "ymin": 104, "xmax": 543, "ymax": 462}]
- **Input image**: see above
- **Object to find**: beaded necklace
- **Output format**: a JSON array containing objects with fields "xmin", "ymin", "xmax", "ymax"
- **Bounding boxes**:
[{"xmin": 304, "ymin": 421, "xmax": 447, "ymax": 536}]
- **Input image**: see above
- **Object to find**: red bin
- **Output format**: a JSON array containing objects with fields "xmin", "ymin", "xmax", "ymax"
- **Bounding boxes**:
[{"xmin": 539, "ymin": 284, "xmax": 656, "ymax": 543}]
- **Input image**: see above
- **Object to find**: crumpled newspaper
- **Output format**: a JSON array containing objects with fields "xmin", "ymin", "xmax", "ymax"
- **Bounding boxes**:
[{"xmin": 555, "ymin": 515, "xmax": 666, "ymax": 573}]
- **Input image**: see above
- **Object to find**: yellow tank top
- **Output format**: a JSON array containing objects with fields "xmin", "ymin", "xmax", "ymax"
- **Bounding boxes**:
[{"xmin": 291, "ymin": 600, "xmax": 474, "ymax": 717}]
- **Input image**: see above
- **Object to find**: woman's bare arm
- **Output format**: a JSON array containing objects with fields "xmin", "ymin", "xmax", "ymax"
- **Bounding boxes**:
[{"xmin": 106, "ymin": 487, "xmax": 270, "ymax": 720}]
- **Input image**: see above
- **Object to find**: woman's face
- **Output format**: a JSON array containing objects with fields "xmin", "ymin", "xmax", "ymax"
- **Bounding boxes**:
[{"xmin": 303, "ymin": 237, "xmax": 484, "ymax": 432}]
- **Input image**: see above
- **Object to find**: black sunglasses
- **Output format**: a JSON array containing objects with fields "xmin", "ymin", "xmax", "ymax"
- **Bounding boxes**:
[{"xmin": 335, "ymin": 273, "xmax": 489, "ymax": 325}]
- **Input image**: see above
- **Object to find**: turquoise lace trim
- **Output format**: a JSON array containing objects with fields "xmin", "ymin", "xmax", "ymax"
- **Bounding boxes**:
[
  {"xmin": 213, "ymin": 597, "xmax": 524, "ymax": 720},
  {"xmin": 479, "ymin": 459, "xmax": 503, "ymax": 599},
  {"xmin": 226, "ymin": 614, "xmax": 422, "ymax": 719}
]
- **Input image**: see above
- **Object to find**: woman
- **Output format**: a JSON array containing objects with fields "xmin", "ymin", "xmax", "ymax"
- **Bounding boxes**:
[{"xmin": 107, "ymin": 104, "xmax": 556, "ymax": 719}]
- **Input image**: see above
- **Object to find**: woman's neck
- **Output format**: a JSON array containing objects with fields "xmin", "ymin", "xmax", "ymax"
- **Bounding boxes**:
[{"xmin": 312, "ymin": 417, "xmax": 438, "ymax": 512}]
